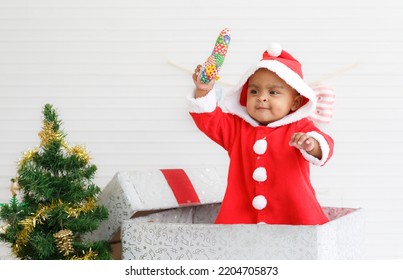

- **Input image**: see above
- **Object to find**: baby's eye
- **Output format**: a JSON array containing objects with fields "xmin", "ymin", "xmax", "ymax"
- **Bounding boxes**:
[
  {"xmin": 269, "ymin": 90, "xmax": 279, "ymax": 95},
  {"xmin": 249, "ymin": 89, "xmax": 258, "ymax": 95}
]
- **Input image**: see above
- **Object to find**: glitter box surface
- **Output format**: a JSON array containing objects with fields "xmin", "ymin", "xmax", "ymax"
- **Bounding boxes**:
[
  {"xmin": 87, "ymin": 168, "xmax": 364, "ymax": 260},
  {"xmin": 121, "ymin": 204, "xmax": 364, "ymax": 260}
]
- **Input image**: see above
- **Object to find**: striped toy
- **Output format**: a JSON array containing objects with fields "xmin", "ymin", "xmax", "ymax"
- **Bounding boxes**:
[{"xmin": 309, "ymin": 84, "xmax": 336, "ymax": 124}]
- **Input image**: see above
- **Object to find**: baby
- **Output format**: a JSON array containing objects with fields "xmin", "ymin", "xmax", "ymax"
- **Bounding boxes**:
[{"xmin": 187, "ymin": 44, "xmax": 334, "ymax": 225}]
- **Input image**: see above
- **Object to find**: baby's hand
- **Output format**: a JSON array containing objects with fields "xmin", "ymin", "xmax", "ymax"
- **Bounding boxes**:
[
  {"xmin": 193, "ymin": 64, "xmax": 215, "ymax": 98},
  {"xmin": 289, "ymin": 132, "xmax": 315, "ymax": 151},
  {"xmin": 289, "ymin": 132, "xmax": 322, "ymax": 159}
]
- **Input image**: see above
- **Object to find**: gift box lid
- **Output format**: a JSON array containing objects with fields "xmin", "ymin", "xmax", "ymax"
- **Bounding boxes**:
[{"xmin": 88, "ymin": 167, "xmax": 226, "ymax": 241}]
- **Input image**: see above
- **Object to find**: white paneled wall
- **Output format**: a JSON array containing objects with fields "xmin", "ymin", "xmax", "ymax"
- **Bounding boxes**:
[{"xmin": 1, "ymin": 0, "xmax": 402, "ymax": 259}]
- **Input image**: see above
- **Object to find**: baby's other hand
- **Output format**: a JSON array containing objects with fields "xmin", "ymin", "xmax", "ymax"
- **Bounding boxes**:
[
  {"xmin": 290, "ymin": 132, "xmax": 323, "ymax": 159},
  {"xmin": 289, "ymin": 132, "xmax": 316, "ymax": 152}
]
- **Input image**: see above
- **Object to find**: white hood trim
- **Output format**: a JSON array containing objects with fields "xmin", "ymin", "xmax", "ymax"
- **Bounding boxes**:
[{"xmin": 223, "ymin": 60, "xmax": 316, "ymax": 128}]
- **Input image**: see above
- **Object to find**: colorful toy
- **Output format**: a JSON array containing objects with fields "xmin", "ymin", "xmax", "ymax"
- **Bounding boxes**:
[{"xmin": 199, "ymin": 28, "xmax": 231, "ymax": 84}]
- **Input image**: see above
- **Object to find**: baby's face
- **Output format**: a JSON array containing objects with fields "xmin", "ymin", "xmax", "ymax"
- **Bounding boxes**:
[{"xmin": 246, "ymin": 68, "xmax": 301, "ymax": 125}]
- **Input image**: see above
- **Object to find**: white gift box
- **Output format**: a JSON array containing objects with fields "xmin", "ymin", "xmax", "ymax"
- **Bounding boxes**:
[
  {"xmin": 121, "ymin": 204, "xmax": 364, "ymax": 260},
  {"xmin": 89, "ymin": 167, "xmax": 364, "ymax": 260}
]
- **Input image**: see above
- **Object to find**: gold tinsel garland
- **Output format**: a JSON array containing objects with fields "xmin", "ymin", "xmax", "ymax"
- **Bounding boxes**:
[
  {"xmin": 63, "ymin": 143, "xmax": 91, "ymax": 164},
  {"xmin": 37, "ymin": 120, "xmax": 91, "ymax": 163},
  {"xmin": 18, "ymin": 142, "xmax": 91, "ymax": 166},
  {"xmin": 13, "ymin": 199, "xmax": 97, "ymax": 255},
  {"xmin": 65, "ymin": 198, "xmax": 97, "ymax": 218},
  {"xmin": 38, "ymin": 121, "xmax": 63, "ymax": 147},
  {"xmin": 13, "ymin": 201, "xmax": 56, "ymax": 255},
  {"xmin": 17, "ymin": 121, "xmax": 91, "ymax": 172},
  {"xmin": 18, "ymin": 148, "xmax": 38, "ymax": 169},
  {"xmin": 70, "ymin": 248, "xmax": 98, "ymax": 260}
]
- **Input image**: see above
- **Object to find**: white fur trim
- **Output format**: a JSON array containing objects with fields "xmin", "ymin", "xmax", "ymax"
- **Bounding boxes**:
[
  {"xmin": 267, "ymin": 43, "xmax": 282, "ymax": 57},
  {"xmin": 300, "ymin": 131, "xmax": 330, "ymax": 166},
  {"xmin": 222, "ymin": 88, "xmax": 260, "ymax": 126},
  {"xmin": 187, "ymin": 86, "xmax": 217, "ymax": 113},
  {"xmin": 223, "ymin": 60, "xmax": 316, "ymax": 128}
]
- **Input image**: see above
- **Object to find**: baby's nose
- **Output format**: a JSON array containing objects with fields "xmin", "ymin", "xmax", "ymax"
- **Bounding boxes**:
[{"xmin": 259, "ymin": 93, "xmax": 269, "ymax": 102}]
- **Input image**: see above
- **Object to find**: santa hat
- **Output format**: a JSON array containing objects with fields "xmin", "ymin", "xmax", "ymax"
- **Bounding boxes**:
[{"xmin": 223, "ymin": 43, "xmax": 317, "ymax": 128}]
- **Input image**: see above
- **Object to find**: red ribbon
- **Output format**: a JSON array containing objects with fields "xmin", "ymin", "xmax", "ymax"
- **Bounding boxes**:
[{"xmin": 161, "ymin": 169, "xmax": 200, "ymax": 205}]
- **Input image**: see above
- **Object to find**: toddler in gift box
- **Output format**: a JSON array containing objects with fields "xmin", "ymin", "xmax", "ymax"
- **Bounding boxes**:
[{"xmin": 187, "ymin": 42, "xmax": 334, "ymax": 225}]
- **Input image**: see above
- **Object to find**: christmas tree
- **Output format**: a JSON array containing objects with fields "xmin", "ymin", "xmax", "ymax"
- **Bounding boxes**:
[{"xmin": 0, "ymin": 104, "xmax": 111, "ymax": 260}]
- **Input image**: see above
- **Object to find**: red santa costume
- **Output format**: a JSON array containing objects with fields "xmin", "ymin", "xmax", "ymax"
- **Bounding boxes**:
[{"xmin": 187, "ymin": 44, "xmax": 334, "ymax": 225}]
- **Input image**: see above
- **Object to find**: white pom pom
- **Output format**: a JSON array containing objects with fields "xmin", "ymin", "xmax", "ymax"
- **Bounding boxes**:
[
  {"xmin": 267, "ymin": 43, "xmax": 282, "ymax": 57},
  {"xmin": 252, "ymin": 167, "xmax": 267, "ymax": 182},
  {"xmin": 253, "ymin": 138, "xmax": 267, "ymax": 155},
  {"xmin": 252, "ymin": 195, "xmax": 267, "ymax": 210}
]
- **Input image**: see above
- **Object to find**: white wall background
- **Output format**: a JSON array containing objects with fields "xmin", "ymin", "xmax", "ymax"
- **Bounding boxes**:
[{"xmin": 0, "ymin": 0, "xmax": 402, "ymax": 259}]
